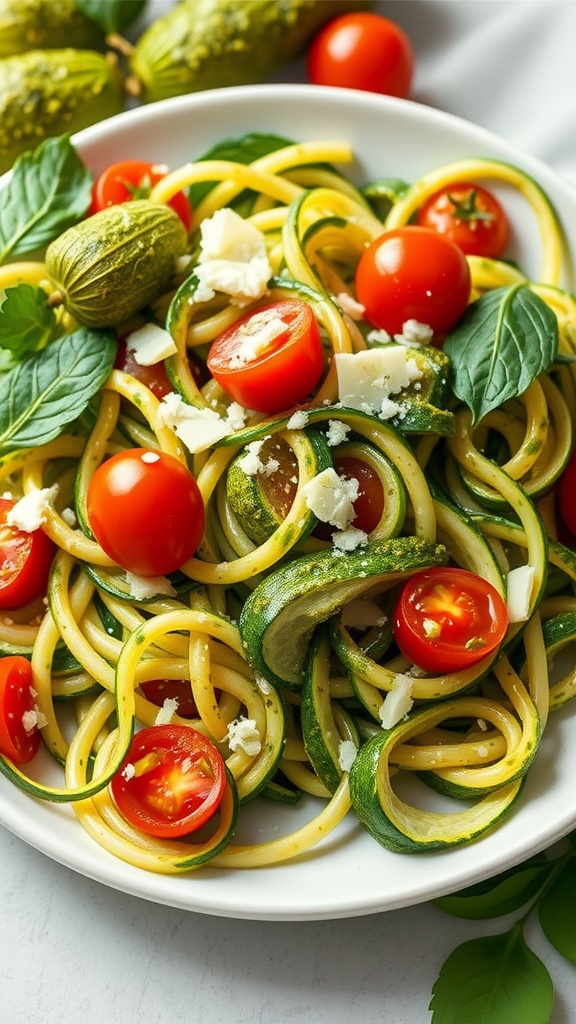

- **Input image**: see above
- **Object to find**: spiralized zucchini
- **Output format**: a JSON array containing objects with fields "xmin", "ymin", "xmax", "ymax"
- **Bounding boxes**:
[{"xmin": 0, "ymin": 138, "xmax": 575, "ymax": 870}]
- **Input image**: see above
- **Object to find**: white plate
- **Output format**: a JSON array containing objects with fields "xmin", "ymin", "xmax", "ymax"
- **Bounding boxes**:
[{"xmin": 1, "ymin": 84, "xmax": 575, "ymax": 921}]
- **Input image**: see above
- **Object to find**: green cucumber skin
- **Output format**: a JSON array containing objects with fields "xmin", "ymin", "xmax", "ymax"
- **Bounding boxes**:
[
  {"xmin": 130, "ymin": 0, "xmax": 374, "ymax": 102},
  {"xmin": 0, "ymin": 49, "xmax": 123, "ymax": 173},
  {"xmin": 0, "ymin": 0, "xmax": 104, "ymax": 58}
]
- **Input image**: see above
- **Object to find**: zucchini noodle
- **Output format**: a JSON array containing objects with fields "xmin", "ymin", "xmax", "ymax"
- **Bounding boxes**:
[{"xmin": 0, "ymin": 137, "xmax": 575, "ymax": 871}]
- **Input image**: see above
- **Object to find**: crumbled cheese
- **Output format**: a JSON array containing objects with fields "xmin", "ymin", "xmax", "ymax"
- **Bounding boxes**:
[
  {"xmin": 366, "ymin": 328, "xmax": 392, "ymax": 346},
  {"xmin": 192, "ymin": 207, "xmax": 272, "ymax": 305},
  {"xmin": 286, "ymin": 410, "xmax": 309, "ymax": 430},
  {"xmin": 325, "ymin": 419, "xmax": 351, "ymax": 447},
  {"xmin": 379, "ymin": 675, "xmax": 414, "ymax": 729},
  {"xmin": 125, "ymin": 572, "xmax": 177, "ymax": 600},
  {"xmin": 125, "ymin": 323, "xmax": 177, "ymax": 365},
  {"xmin": 6, "ymin": 484, "xmax": 59, "ymax": 532},
  {"xmin": 255, "ymin": 673, "xmax": 272, "ymax": 695},
  {"xmin": 301, "ymin": 467, "xmax": 358, "ymax": 530},
  {"xmin": 60, "ymin": 506, "xmax": 77, "ymax": 528},
  {"xmin": 226, "ymin": 716, "xmax": 262, "ymax": 756},
  {"xmin": 338, "ymin": 740, "xmax": 358, "ymax": 772},
  {"xmin": 341, "ymin": 599, "xmax": 387, "ymax": 630},
  {"xmin": 154, "ymin": 697, "xmax": 179, "ymax": 725},
  {"xmin": 332, "ymin": 526, "xmax": 368, "ymax": 552},
  {"xmin": 227, "ymin": 310, "xmax": 288, "ymax": 367},
  {"xmin": 122, "ymin": 763, "xmax": 135, "ymax": 781},
  {"xmin": 157, "ymin": 392, "xmax": 248, "ymax": 453},
  {"xmin": 238, "ymin": 439, "xmax": 279, "ymax": 477},
  {"xmin": 394, "ymin": 319, "xmax": 434, "ymax": 347},
  {"xmin": 334, "ymin": 347, "xmax": 422, "ymax": 417},
  {"xmin": 21, "ymin": 707, "xmax": 48, "ymax": 733},
  {"xmin": 334, "ymin": 292, "xmax": 366, "ymax": 320},
  {"xmin": 422, "ymin": 616, "xmax": 441, "ymax": 639},
  {"xmin": 506, "ymin": 564, "xmax": 535, "ymax": 623}
]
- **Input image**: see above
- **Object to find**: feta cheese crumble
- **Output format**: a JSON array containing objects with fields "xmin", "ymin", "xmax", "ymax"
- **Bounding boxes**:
[
  {"xmin": 192, "ymin": 207, "xmax": 272, "ymax": 305},
  {"xmin": 154, "ymin": 697, "xmax": 180, "ymax": 725},
  {"xmin": 379, "ymin": 675, "xmax": 414, "ymax": 729},
  {"xmin": 506, "ymin": 564, "xmax": 535, "ymax": 623},
  {"xmin": 338, "ymin": 740, "xmax": 358, "ymax": 772},
  {"xmin": 124, "ymin": 572, "xmax": 177, "ymax": 600},
  {"xmin": 226, "ymin": 717, "xmax": 262, "ymax": 756},
  {"xmin": 334, "ymin": 347, "xmax": 422, "ymax": 418},
  {"xmin": 6, "ymin": 484, "xmax": 59, "ymax": 531},
  {"xmin": 157, "ymin": 392, "xmax": 247, "ymax": 454},
  {"xmin": 301, "ymin": 467, "xmax": 358, "ymax": 531},
  {"xmin": 125, "ymin": 323, "xmax": 177, "ymax": 365}
]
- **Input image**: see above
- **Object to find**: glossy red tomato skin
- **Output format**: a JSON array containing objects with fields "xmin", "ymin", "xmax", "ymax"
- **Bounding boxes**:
[
  {"xmin": 557, "ymin": 450, "xmax": 576, "ymax": 538},
  {"xmin": 114, "ymin": 339, "xmax": 205, "ymax": 399},
  {"xmin": 393, "ymin": 567, "xmax": 509, "ymax": 674},
  {"xmin": 90, "ymin": 160, "xmax": 191, "ymax": 230},
  {"xmin": 416, "ymin": 182, "xmax": 510, "ymax": 259},
  {"xmin": 307, "ymin": 13, "xmax": 414, "ymax": 98},
  {"xmin": 86, "ymin": 448, "xmax": 205, "ymax": 577},
  {"xmin": 0, "ymin": 498, "xmax": 55, "ymax": 610},
  {"xmin": 0, "ymin": 656, "xmax": 41, "ymax": 763},
  {"xmin": 207, "ymin": 300, "xmax": 324, "ymax": 414},
  {"xmin": 355, "ymin": 226, "xmax": 471, "ymax": 338},
  {"xmin": 139, "ymin": 679, "xmax": 198, "ymax": 719},
  {"xmin": 111, "ymin": 724, "xmax": 226, "ymax": 838}
]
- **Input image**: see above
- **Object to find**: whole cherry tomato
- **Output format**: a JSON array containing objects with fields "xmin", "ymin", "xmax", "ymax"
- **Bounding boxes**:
[
  {"xmin": 416, "ymin": 181, "xmax": 510, "ymax": 258},
  {"xmin": 307, "ymin": 13, "xmax": 414, "ymax": 98},
  {"xmin": 0, "ymin": 497, "xmax": 55, "ymax": 610},
  {"xmin": 355, "ymin": 226, "xmax": 471, "ymax": 337},
  {"xmin": 0, "ymin": 656, "xmax": 42, "ymax": 763},
  {"xmin": 90, "ymin": 160, "xmax": 192, "ymax": 230}
]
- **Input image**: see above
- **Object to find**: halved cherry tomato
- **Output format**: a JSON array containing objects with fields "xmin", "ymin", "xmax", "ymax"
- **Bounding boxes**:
[
  {"xmin": 86, "ymin": 448, "xmax": 205, "ymax": 577},
  {"xmin": 207, "ymin": 299, "xmax": 324, "ymax": 414},
  {"xmin": 557, "ymin": 449, "xmax": 576, "ymax": 540},
  {"xmin": 0, "ymin": 498, "xmax": 55, "ymax": 610},
  {"xmin": 0, "ymin": 655, "xmax": 42, "ymax": 763},
  {"xmin": 307, "ymin": 13, "xmax": 414, "ymax": 99},
  {"xmin": 393, "ymin": 567, "xmax": 509, "ymax": 674},
  {"xmin": 139, "ymin": 679, "xmax": 198, "ymax": 719},
  {"xmin": 416, "ymin": 181, "xmax": 510, "ymax": 259},
  {"xmin": 314, "ymin": 455, "xmax": 385, "ymax": 539},
  {"xmin": 355, "ymin": 226, "xmax": 471, "ymax": 338},
  {"xmin": 114, "ymin": 338, "xmax": 205, "ymax": 400},
  {"xmin": 90, "ymin": 160, "xmax": 192, "ymax": 230},
  {"xmin": 111, "ymin": 724, "xmax": 226, "ymax": 839}
]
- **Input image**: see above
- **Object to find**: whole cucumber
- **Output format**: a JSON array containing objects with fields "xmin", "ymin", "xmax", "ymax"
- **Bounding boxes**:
[
  {"xmin": 0, "ymin": 0, "xmax": 105, "ymax": 58},
  {"xmin": 45, "ymin": 200, "xmax": 188, "ymax": 329},
  {"xmin": 0, "ymin": 49, "xmax": 124, "ymax": 173},
  {"xmin": 128, "ymin": 0, "xmax": 373, "ymax": 102}
]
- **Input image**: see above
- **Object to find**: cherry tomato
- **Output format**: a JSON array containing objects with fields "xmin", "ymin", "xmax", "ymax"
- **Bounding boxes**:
[
  {"xmin": 307, "ymin": 13, "xmax": 414, "ymax": 99},
  {"xmin": 0, "ymin": 498, "xmax": 55, "ymax": 610},
  {"xmin": 557, "ymin": 449, "xmax": 576, "ymax": 539},
  {"xmin": 393, "ymin": 567, "xmax": 508, "ymax": 674},
  {"xmin": 114, "ymin": 338, "xmax": 205, "ymax": 400},
  {"xmin": 355, "ymin": 226, "xmax": 471, "ymax": 337},
  {"xmin": 111, "ymin": 724, "xmax": 226, "ymax": 839},
  {"xmin": 0, "ymin": 656, "xmax": 42, "ymax": 763},
  {"xmin": 207, "ymin": 299, "xmax": 324, "ymax": 414},
  {"xmin": 86, "ymin": 448, "xmax": 205, "ymax": 577},
  {"xmin": 139, "ymin": 679, "xmax": 198, "ymax": 719},
  {"xmin": 416, "ymin": 181, "xmax": 510, "ymax": 259},
  {"xmin": 314, "ymin": 455, "xmax": 385, "ymax": 539},
  {"xmin": 90, "ymin": 160, "xmax": 192, "ymax": 230}
]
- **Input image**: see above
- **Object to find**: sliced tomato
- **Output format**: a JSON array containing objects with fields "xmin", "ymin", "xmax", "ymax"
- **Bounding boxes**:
[
  {"xmin": 0, "ymin": 655, "xmax": 42, "ymax": 763},
  {"xmin": 355, "ymin": 226, "xmax": 471, "ymax": 338},
  {"xmin": 111, "ymin": 724, "xmax": 226, "ymax": 838},
  {"xmin": 393, "ymin": 567, "xmax": 508, "ymax": 674},
  {"xmin": 0, "ymin": 498, "xmax": 55, "ymax": 610},
  {"xmin": 90, "ymin": 159, "xmax": 192, "ymax": 230},
  {"xmin": 557, "ymin": 449, "xmax": 576, "ymax": 539},
  {"xmin": 86, "ymin": 448, "xmax": 205, "ymax": 577},
  {"xmin": 307, "ymin": 12, "xmax": 414, "ymax": 99},
  {"xmin": 416, "ymin": 181, "xmax": 510, "ymax": 259},
  {"xmin": 139, "ymin": 679, "xmax": 198, "ymax": 719},
  {"xmin": 207, "ymin": 299, "xmax": 324, "ymax": 414},
  {"xmin": 114, "ymin": 338, "xmax": 205, "ymax": 400}
]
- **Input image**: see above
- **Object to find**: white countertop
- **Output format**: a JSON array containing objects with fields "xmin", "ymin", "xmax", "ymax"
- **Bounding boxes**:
[{"xmin": 3, "ymin": 4, "xmax": 576, "ymax": 1022}]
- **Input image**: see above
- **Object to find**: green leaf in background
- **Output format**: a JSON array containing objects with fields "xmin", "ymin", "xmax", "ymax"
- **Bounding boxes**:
[
  {"xmin": 190, "ymin": 132, "xmax": 296, "ymax": 206},
  {"xmin": 429, "ymin": 929, "xmax": 554, "ymax": 1024},
  {"xmin": 538, "ymin": 860, "xmax": 576, "ymax": 962},
  {"xmin": 443, "ymin": 284, "xmax": 558, "ymax": 424},
  {"xmin": 0, "ymin": 283, "xmax": 59, "ymax": 364},
  {"xmin": 0, "ymin": 327, "xmax": 117, "ymax": 454},
  {"xmin": 433, "ymin": 858, "xmax": 549, "ymax": 920},
  {"xmin": 0, "ymin": 135, "xmax": 92, "ymax": 264},
  {"xmin": 73, "ymin": 0, "xmax": 148, "ymax": 34}
]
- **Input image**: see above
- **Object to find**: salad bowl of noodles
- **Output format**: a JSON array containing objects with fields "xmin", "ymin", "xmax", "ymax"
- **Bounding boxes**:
[{"xmin": 0, "ymin": 84, "xmax": 575, "ymax": 920}]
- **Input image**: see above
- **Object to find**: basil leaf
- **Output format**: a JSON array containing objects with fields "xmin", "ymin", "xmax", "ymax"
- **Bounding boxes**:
[
  {"xmin": 0, "ymin": 135, "xmax": 92, "ymax": 264},
  {"xmin": 434, "ymin": 860, "xmax": 549, "ymax": 920},
  {"xmin": 73, "ymin": 0, "xmax": 148, "ymax": 33},
  {"xmin": 539, "ymin": 859, "xmax": 576, "ymax": 962},
  {"xmin": 0, "ymin": 328, "xmax": 116, "ymax": 454},
  {"xmin": 190, "ymin": 132, "xmax": 295, "ymax": 207},
  {"xmin": 430, "ymin": 931, "xmax": 554, "ymax": 1024},
  {"xmin": 0, "ymin": 283, "xmax": 59, "ymax": 363},
  {"xmin": 444, "ymin": 285, "xmax": 558, "ymax": 424}
]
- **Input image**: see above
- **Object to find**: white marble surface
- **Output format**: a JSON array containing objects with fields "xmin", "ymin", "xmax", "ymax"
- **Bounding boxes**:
[{"xmin": 3, "ymin": 3, "xmax": 576, "ymax": 1022}]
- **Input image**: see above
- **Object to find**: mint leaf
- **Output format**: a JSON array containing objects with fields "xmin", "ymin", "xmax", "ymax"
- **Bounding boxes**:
[
  {"xmin": 0, "ymin": 283, "xmax": 59, "ymax": 362},
  {"xmin": 430, "ymin": 930, "xmax": 554, "ymax": 1024},
  {"xmin": 74, "ymin": 0, "xmax": 148, "ymax": 33},
  {"xmin": 434, "ymin": 859, "xmax": 549, "ymax": 920},
  {"xmin": 444, "ymin": 285, "xmax": 558, "ymax": 424},
  {"xmin": 539, "ymin": 859, "xmax": 576, "ymax": 962},
  {"xmin": 0, "ymin": 135, "xmax": 92, "ymax": 264},
  {"xmin": 0, "ymin": 327, "xmax": 116, "ymax": 453}
]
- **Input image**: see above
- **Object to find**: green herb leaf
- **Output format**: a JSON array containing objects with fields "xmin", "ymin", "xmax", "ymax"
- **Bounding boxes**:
[
  {"xmin": 0, "ymin": 135, "xmax": 92, "ymax": 264},
  {"xmin": 433, "ymin": 859, "xmax": 549, "ymax": 920},
  {"xmin": 539, "ymin": 859, "xmax": 576, "ymax": 962},
  {"xmin": 0, "ymin": 283, "xmax": 59, "ymax": 363},
  {"xmin": 190, "ymin": 132, "xmax": 295, "ymax": 206},
  {"xmin": 430, "ymin": 929, "xmax": 554, "ymax": 1024},
  {"xmin": 444, "ymin": 285, "xmax": 558, "ymax": 424},
  {"xmin": 73, "ymin": 0, "xmax": 148, "ymax": 34},
  {"xmin": 0, "ymin": 327, "xmax": 116, "ymax": 455}
]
